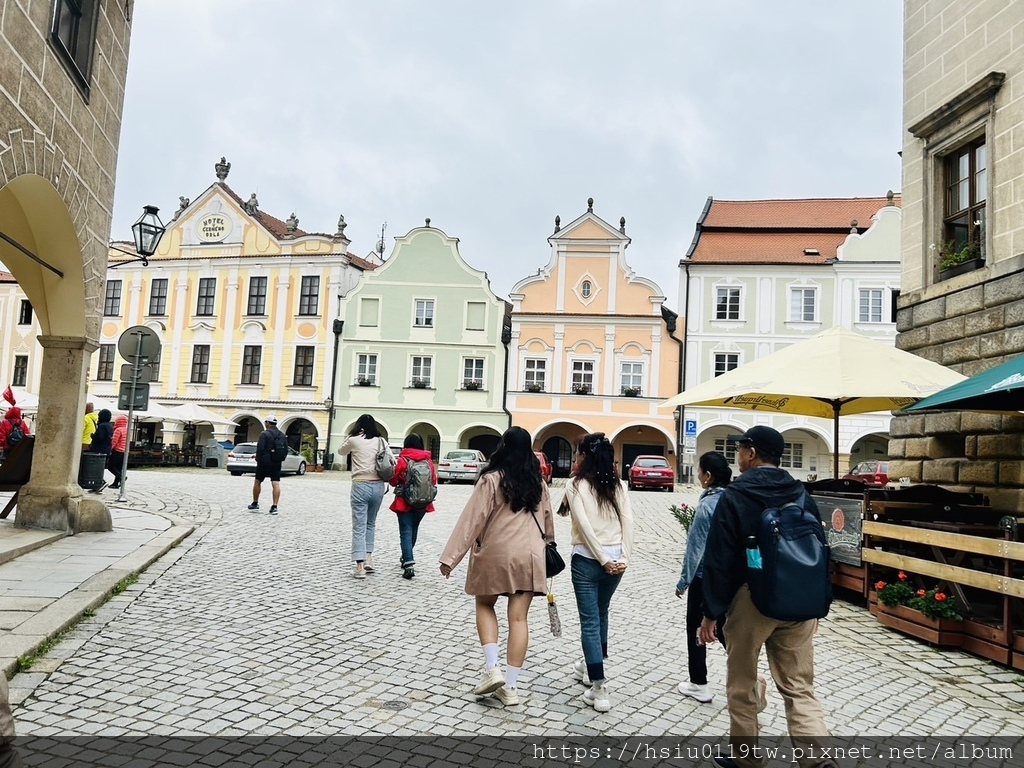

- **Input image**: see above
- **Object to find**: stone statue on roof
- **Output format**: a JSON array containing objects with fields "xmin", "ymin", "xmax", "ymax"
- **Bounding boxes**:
[
  {"xmin": 286, "ymin": 212, "xmax": 299, "ymax": 233},
  {"xmin": 173, "ymin": 196, "xmax": 189, "ymax": 220},
  {"xmin": 336, "ymin": 214, "xmax": 347, "ymax": 237},
  {"xmin": 215, "ymin": 156, "xmax": 230, "ymax": 181},
  {"xmin": 243, "ymin": 193, "xmax": 260, "ymax": 216}
]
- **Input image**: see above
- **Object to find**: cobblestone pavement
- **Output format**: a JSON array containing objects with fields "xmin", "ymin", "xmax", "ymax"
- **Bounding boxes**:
[{"xmin": 9, "ymin": 468, "xmax": 1024, "ymax": 739}]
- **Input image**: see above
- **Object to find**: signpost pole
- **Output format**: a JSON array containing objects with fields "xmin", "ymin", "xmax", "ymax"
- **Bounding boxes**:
[{"xmin": 116, "ymin": 331, "xmax": 144, "ymax": 503}]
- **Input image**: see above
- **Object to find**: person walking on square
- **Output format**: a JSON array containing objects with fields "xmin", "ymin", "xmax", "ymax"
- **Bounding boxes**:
[
  {"xmin": 108, "ymin": 413, "xmax": 129, "ymax": 490},
  {"xmin": 337, "ymin": 414, "xmax": 388, "ymax": 579},
  {"xmin": 81, "ymin": 401, "xmax": 97, "ymax": 452},
  {"xmin": 562, "ymin": 432, "xmax": 634, "ymax": 713},
  {"xmin": 674, "ymin": 450, "xmax": 731, "ymax": 704},
  {"xmin": 249, "ymin": 415, "xmax": 285, "ymax": 515},
  {"xmin": 389, "ymin": 433, "xmax": 437, "ymax": 580},
  {"xmin": 698, "ymin": 426, "xmax": 834, "ymax": 768},
  {"xmin": 87, "ymin": 409, "xmax": 113, "ymax": 493},
  {"xmin": 439, "ymin": 426, "xmax": 554, "ymax": 708}
]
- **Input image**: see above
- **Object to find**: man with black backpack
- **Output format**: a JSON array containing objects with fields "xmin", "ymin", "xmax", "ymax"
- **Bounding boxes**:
[
  {"xmin": 250, "ymin": 415, "xmax": 287, "ymax": 516},
  {"xmin": 698, "ymin": 426, "xmax": 835, "ymax": 768}
]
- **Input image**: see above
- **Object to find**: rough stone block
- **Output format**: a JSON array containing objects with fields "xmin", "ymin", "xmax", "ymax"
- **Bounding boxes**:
[
  {"xmin": 922, "ymin": 459, "xmax": 959, "ymax": 484},
  {"xmin": 896, "ymin": 326, "xmax": 929, "ymax": 351},
  {"xmin": 961, "ymin": 412, "xmax": 1005, "ymax": 432},
  {"xmin": 912, "ymin": 297, "xmax": 947, "ymax": 327},
  {"xmin": 984, "ymin": 273, "xmax": 1024, "ymax": 308},
  {"xmin": 889, "ymin": 414, "xmax": 926, "ymax": 438},
  {"xmin": 965, "ymin": 435, "xmax": 977, "ymax": 459},
  {"xmin": 1002, "ymin": 413, "xmax": 1024, "ymax": 431},
  {"xmin": 985, "ymin": 487, "xmax": 1024, "ymax": 515},
  {"xmin": 904, "ymin": 437, "xmax": 932, "ymax": 459},
  {"xmin": 979, "ymin": 330, "xmax": 1007, "ymax": 358},
  {"xmin": 895, "ymin": 307, "xmax": 916, "ymax": 333},
  {"xmin": 1004, "ymin": 325, "xmax": 1024, "ymax": 355},
  {"xmin": 887, "ymin": 460, "xmax": 922, "ymax": 483},
  {"xmin": 923, "ymin": 412, "xmax": 962, "ymax": 434},
  {"xmin": 941, "ymin": 336, "xmax": 981, "ymax": 365},
  {"xmin": 928, "ymin": 316, "xmax": 966, "ymax": 344},
  {"xmin": 957, "ymin": 461, "xmax": 999, "ymax": 485},
  {"xmin": 964, "ymin": 307, "xmax": 1005, "ymax": 336},
  {"xmin": 945, "ymin": 285, "xmax": 985, "ymax": 317},
  {"xmin": 1003, "ymin": 299, "xmax": 1024, "ymax": 327},
  {"xmin": 976, "ymin": 433, "xmax": 1024, "ymax": 459},
  {"xmin": 887, "ymin": 438, "xmax": 906, "ymax": 458},
  {"xmin": 998, "ymin": 462, "xmax": 1024, "ymax": 487}
]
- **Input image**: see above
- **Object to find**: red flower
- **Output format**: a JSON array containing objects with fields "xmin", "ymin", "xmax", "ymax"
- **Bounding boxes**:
[
  {"xmin": 898, "ymin": 571, "xmax": 908, "ymax": 581},
  {"xmin": 935, "ymin": 593, "xmax": 947, "ymax": 602},
  {"xmin": 875, "ymin": 581, "xmax": 887, "ymax": 590},
  {"xmin": 917, "ymin": 590, "xmax": 926, "ymax": 597}
]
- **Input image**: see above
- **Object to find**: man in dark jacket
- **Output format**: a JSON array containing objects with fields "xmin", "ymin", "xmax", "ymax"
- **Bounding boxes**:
[
  {"xmin": 87, "ymin": 409, "xmax": 114, "ymax": 493},
  {"xmin": 698, "ymin": 426, "xmax": 834, "ymax": 768},
  {"xmin": 249, "ymin": 416, "xmax": 285, "ymax": 515}
]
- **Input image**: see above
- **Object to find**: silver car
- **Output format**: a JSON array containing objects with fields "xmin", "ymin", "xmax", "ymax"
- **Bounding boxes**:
[
  {"xmin": 437, "ymin": 449, "xmax": 486, "ymax": 483},
  {"xmin": 226, "ymin": 442, "xmax": 307, "ymax": 476}
]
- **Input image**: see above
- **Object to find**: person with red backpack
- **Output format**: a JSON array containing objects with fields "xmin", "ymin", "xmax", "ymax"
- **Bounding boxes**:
[
  {"xmin": 0, "ymin": 407, "xmax": 30, "ymax": 456},
  {"xmin": 389, "ymin": 434, "xmax": 437, "ymax": 580}
]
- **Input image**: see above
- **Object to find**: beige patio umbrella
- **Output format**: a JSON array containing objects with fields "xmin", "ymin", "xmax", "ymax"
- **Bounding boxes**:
[
  {"xmin": 658, "ymin": 326, "xmax": 967, "ymax": 479},
  {"xmin": 159, "ymin": 401, "xmax": 236, "ymax": 427}
]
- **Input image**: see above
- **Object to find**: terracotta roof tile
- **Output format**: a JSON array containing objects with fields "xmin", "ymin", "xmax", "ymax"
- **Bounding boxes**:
[
  {"xmin": 703, "ymin": 196, "xmax": 900, "ymax": 229},
  {"xmin": 688, "ymin": 232, "xmax": 849, "ymax": 264},
  {"xmin": 0, "ymin": 271, "xmax": 15, "ymax": 282},
  {"xmin": 217, "ymin": 183, "xmax": 311, "ymax": 239}
]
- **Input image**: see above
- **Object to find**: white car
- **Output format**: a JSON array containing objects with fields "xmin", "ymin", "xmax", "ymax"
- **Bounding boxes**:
[
  {"xmin": 437, "ymin": 449, "xmax": 486, "ymax": 483},
  {"xmin": 226, "ymin": 442, "xmax": 307, "ymax": 476}
]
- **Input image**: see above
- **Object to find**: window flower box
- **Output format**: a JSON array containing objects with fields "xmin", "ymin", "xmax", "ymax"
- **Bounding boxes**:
[
  {"xmin": 938, "ymin": 241, "xmax": 983, "ymax": 280},
  {"xmin": 356, "ymin": 377, "xmax": 373, "ymax": 387},
  {"xmin": 411, "ymin": 378, "xmax": 430, "ymax": 389},
  {"xmin": 870, "ymin": 594, "xmax": 964, "ymax": 647},
  {"xmin": 621, "ymin": 387, "xmax": 641, "ymax": 397},
  {"xmin": 462, "ymin": 380, "xmax": 482, "ymax": 390},
  {"xmin": 572, "ymin": 383, "xmax": 591, "ymax": 395},
  {"xmin": 524, "ymin": 383, "xmax": 543, "ymax": 393}
]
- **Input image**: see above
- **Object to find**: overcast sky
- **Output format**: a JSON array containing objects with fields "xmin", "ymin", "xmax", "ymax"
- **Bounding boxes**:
[{"xmin": 111, "ymin": 1, "xmax": 904, "ymax": 309}]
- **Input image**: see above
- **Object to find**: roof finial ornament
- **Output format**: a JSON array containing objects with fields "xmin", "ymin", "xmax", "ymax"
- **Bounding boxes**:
[
  {"xmin": 425, "ymin": 217, "xmax": 431, "ymax": 227},
  {"xmin": 887, "ymin": 189, "xmax": 895, "ymax": 205},
  {"xmin": 620, "ymin": 216, "xmax": 626, "ymax": 234},
  {"xmin": 850, "ymin": 219, "xmax": 858, "ymax": 233},
  {"xmin": 336, "ymin": 214, "xmax": 347, "ymax": 237},
  {"xmin": 173, "ymin": 196, "xmax": 189, "ymax": 221},
  {"xmin": 587, "ymin": 197, "xmax": 594, "ymax": 212},
  {"xmin": 554, "ymin": 215, "xmax": 561, "ymax": 233},
  {"xmin": 215, "ymin": 156, "xmax": 230, "ymax": 181},
  {"xmin": 242, "ymin": 193, "xmax": 260, "ymax": 216},
  {"xmin": 286, "ymin": 212, "xmax": 299, "ymax": 233}
]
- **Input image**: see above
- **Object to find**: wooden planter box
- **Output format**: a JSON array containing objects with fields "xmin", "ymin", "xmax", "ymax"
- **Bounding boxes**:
[{"xmin": 869, "ymin": 593, "xmax": 964, "ymax": 647}]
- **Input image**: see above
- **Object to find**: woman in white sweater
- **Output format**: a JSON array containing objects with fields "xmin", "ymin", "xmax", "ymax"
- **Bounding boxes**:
[
  {"xmin": 337, "ymin": 414, "xmax": 389, "ymax": 579},
  {"xmin": 561, "ymin": 432, "xmax": 634, "ymax": 713}
]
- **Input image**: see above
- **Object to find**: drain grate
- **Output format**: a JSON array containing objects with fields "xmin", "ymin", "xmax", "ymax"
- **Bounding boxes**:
[{"xmin": 381, "ymin": 699, "xmax": 410, "ymax": 711}]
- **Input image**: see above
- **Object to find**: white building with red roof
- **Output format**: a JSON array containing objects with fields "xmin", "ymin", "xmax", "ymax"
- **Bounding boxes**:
[{"xmin": 678, "ymin": 193, "xmax": 902, "ymax": 479}]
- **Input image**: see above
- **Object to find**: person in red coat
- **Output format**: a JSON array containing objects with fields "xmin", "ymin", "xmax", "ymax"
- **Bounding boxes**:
[
  {"xmin": 0, "ymin": 407, "xmax": 30, "ymax": 455},
  {"xmin": 388, "ymin": 434, "xmax": 437, "ymax": 579}
]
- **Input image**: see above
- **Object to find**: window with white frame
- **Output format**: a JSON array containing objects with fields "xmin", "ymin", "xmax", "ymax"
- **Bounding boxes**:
[
  {"xmin": 414, "ymin": 299, "xmax": 434, "ymax": 327},
  {"xmin": 524, "ymin": 359, "xmax": 546, "ymax": 390},
  {"xmin": 246, "ymin": 277, "xmax": 267, "ymax": 316},
  {"xmin": 463, "ymin": 358, "xmax": 484, "ymax": 388},
  {"xmin": 789, "ymin": 287, "xmax": 816, "ymax": 322},
  {"xmin": 781, "ymin": 442, "xmax": 804, "ymax": 469},
  {"xmin": 357, "ymin": 353, "xmax": 378, "ymax": 385},
  {"xmin": 96, "ymin": 345, "xmax": 114, "ymax": 381},
  {"xmin": 298, "ymin": 276, "xmax": 320, "ymax": 316},
  {"xmin": 241, "ymin": 346, "xmax": 261, "ymax": 385},
  {"xmin": 713, "ymin": 438, "xmax": 737, "ymax": 464},
  {"xmin": 149, "ymin": 279, "xmax": 168, "ymax": 316},
  {"xmin": 571, "ymin": 360, "xmax": 594, "ymax": 393},
  {"xmin": 411, "ymin": 356, "xmax": 433, "ymax": 386},
  {"xmin": 18, "ymin": 300, "xmax": 32, "ymax": 325},
  {"xmin": 858, "ymin": 288, "xmax": 884, "ymax": 323},
  {"xmin": 715, "ymin": 287, "xmax": 741, "ymax": 320},
  {"xmin": 293, "ymin": 346, "xmax": 315, "ymax": 386},
  {"xmin": 103, "ymin": 280, "xmax": 122, "ymax": 316},
  {"xmin": 620, "ymin": 362, "xmax": 643, "ymax": 394},
  {"xmin": 714, "ymin": 352, "xmax": 739, "ymax": 377},
  {"xmin": 190, "ymin": 345, "xmax": 210, "ymax": 383}
]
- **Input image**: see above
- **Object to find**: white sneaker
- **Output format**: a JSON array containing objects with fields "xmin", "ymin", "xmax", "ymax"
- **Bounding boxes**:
[
  {"xmin": 472, "ymin": 666, "xmax": 505, "ymax": 696},
  {"xmin": 572, "ymin": 658, "xmax": 590, "ymax": 684},
  {"xmin": 678, "ymin": 681, "xmax": 713, "ymax": 703},
  {"xmin": 492, "ymin": 685, "xmax": 520, "ymax": 706},
  {"xmin": 583, "ymin": 682, "xmax": 611, "ymax": 712}
]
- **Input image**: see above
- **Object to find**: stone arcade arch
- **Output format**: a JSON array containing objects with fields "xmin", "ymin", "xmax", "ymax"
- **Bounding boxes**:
[{"xmin": 0, "ymin": 164, "xmax": 111, "ymax": 532}]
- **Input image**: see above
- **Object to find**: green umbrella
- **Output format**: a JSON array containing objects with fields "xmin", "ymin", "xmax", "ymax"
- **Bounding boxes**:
[{"xmin": 903, "ymin": 353, "xmax": 1024, "ymax": 412}]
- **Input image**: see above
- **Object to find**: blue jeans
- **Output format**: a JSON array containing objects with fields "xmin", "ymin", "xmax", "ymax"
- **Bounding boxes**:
[
  {"xmin": 351, "ymin": 481, "xmax": 386, "ymax": 562},
  {"xmin": 571, "ymin": 553, "xmax": 623, "ymax": 682},
  {"xmin": 397, "ymin": 511, "xmax": 426, "ymax": 566}
]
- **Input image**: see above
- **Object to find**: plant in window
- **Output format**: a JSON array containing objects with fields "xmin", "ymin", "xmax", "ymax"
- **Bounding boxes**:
[
  {"xmin": 356, "ymin": 376, "xmax": 373, "ymax": 387},
  {"xmin": 938, "ymin": 240, "xmax": 980, "ymax": 271},
  {"xmin": 572, "ymin": 382, "xmax": 591, "ymax": 395},
  {"xmin": 525, "ymin": 383, "xmax": 543, "ymax": 393},
  {"xmin": 411, "ymin": 378, "xmax": 429, "ymax": 389},
  {"xmin": 621, "ymin": 386, "xmax": 641, "ymax": 397},
  {"xmin": 462, "ymin": 380, "xmax": 482, "ymax": 390}
]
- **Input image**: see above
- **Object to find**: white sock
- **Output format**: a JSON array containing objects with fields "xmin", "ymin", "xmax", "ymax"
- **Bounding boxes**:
[
  {"xmin": 483, "ymin": 644, "xmax": 499, "ymax": 670},
  {"xmin": 506, "ymin": 665, "xmax": 522, "ymax": 687}
]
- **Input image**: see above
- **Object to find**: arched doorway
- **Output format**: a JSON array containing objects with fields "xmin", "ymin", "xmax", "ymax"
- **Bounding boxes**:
[
  {"xmin": 408, "ymin": 421, "xmax": 442, "ymax": 461},
  {"xmin": 234, "ymin": 417, "xmax": 257, "ymax": 445},
  {"xmin": 286, "ymin": 418, "xmax": 319, "ymax": 463},
  {"xmin": 542, "ymin": 436, "xmax": 575, "ymax": 478},
  {"xmin": 462, "ymin": 426, "xmax": 502, "ymax": 458}
]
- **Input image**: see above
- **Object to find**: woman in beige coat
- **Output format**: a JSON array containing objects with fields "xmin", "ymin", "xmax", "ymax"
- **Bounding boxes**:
[{"xmin": 440, "ymin": 426, "xmax": 554, "ymax": 707}]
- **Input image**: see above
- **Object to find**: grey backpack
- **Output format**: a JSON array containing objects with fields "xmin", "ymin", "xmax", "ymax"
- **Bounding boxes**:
[
  {"xmin": 401, "ymin": 458, "xmax": 437, "ymax": 510},
  {"xmin": 375, "ymin": 438, "xmax": 397, "ymax": 481}
]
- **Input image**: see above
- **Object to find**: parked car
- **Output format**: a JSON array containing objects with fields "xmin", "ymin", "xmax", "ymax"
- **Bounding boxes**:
[
  {"xmin": 534, "ymin": 451, "xmax": 553, "ymax": 485},
  {"xmin": 627, "ymin": 455, "xmax": 674, "ymax": 491},
  {"xmin": 843, "ymin": 460, "xmax": 889, "ymax": 487},
  {"xmin": 437, "ymin": 449, "xmax": 486, "ymax": 483},
  {"xmin": 226, "ymin": 442, "xmax": 307, "ymax": 476}
]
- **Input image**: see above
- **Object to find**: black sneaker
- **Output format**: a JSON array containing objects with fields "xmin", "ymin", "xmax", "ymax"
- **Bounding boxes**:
[
  {"xmin": 269, "ymin": 506, "xmax": 278, "ymax": 516},
  {"xmin": 402, "ymin": 567, "xmax": 415, "ymax": 580},
  {"xmin": 247, "ymin": 502, "xmax": 259, "ymax": 512}
]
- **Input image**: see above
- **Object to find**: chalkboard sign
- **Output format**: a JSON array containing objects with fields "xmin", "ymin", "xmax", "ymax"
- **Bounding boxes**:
[{"xmin": 813, "ymin": 495, "xmax": 863, "ymax": 567}]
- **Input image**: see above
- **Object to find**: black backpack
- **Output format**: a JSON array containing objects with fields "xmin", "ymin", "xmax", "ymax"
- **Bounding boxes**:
[
  {"xmin": 272, "ymin": 431, "xmax": 289, "ymax": 463},
  {"xmin": 745, "ymin": 492, "xmax": 832, "ymax": 621},
  {"xmin": 400, "ymin": 458, "xmax": 437, "ymax": 510},
  {"xmin": 7, "ymin": 422, "xmax": 24, "ymax": 447}
]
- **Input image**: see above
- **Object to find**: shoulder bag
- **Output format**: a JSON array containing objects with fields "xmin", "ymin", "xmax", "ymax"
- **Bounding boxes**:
[{"xmin": 530, "ymin": 509, "xmax": 565, "ymax": 578}]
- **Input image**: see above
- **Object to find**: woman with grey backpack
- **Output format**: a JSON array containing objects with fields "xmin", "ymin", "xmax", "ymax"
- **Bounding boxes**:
[
  {"xmin": 337, "ymin": 414, "xmax": 390, "ymax": 579},
  {"xmin": 388, "ymin": 434, "xmax": 437, "ymax": 580}
]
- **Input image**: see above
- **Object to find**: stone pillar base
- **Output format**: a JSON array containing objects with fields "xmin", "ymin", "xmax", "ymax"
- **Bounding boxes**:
[{"xmin": 16, "ymin": 485, "xmax": 112, "ymax": 534}]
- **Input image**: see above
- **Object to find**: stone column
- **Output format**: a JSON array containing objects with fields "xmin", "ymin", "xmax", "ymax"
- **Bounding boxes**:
[{"xmin": 16, "ymin": 336, "xmax": 111, "ymax": 534}]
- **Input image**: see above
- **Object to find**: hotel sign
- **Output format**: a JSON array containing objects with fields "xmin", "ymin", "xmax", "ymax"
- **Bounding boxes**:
[{"xmin": 197, "ymin": 213, "xmax": 232, "ymax": 242}]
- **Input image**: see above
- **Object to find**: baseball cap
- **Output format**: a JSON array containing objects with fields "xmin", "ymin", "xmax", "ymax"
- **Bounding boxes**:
[
  {"xmin": 727, "ymin": 425, "xmax": 785, "ymax": 459},
  {"xmin": 265, "ymin": 415, "xmax": 278, "ymax": 424}
]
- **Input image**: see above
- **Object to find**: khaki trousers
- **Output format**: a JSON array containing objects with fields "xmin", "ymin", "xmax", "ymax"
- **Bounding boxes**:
[{"xmin": 723, "ymin": 586, "xmax": 832, "ymax": 768}]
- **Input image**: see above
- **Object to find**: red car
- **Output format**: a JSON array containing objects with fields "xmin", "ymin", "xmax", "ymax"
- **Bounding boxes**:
[
  {"xmin": 843, "ymin": 461, "xmax": 889, "ymax": 487},
  {"xmin": 534, "ymin": 451, "xmax": 553, "ymax": 485},
  {"xmin": 628, "ymin": 455, "xmax": 675, "ymax": 491}
]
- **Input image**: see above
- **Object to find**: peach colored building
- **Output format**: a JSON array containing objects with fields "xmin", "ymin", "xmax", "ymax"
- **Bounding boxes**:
[{"xmin": 508, "ymin": 202, "xmax": 681, "ymax": 479}]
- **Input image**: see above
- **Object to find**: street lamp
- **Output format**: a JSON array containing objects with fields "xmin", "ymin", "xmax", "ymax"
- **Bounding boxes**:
[{"xmin": 109, "ymin": 205, "xmax": 167, "ymax": 269}]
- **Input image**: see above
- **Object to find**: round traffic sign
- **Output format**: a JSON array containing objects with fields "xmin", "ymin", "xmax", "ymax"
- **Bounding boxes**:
[{"xmin": 117, "ymin": 325, "xmax": 161, "ymax": 362}]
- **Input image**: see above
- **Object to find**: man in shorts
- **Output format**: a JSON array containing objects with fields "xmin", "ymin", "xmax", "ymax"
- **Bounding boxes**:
[{"xmin": 249, "ymin": 416, "xmax": 285, "ymax": 515}]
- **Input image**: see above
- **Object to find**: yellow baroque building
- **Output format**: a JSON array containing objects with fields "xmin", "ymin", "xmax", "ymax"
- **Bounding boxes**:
[
  {"xmin": 508, "ymin": 202, "xmax": 682, "ymax": 480},
  {"xmin": 95, "ymin": 159, "xmax": 376, "ymax": 459}
]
